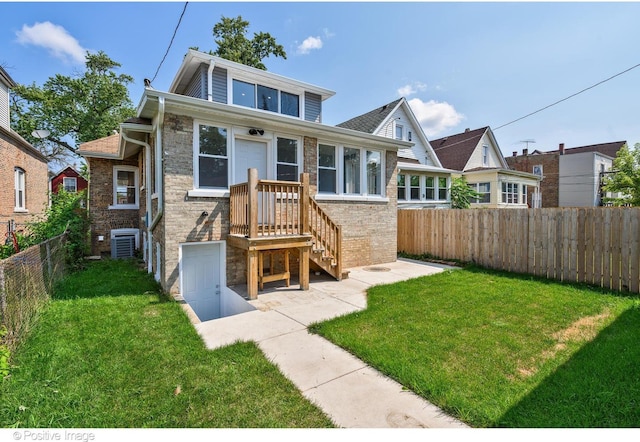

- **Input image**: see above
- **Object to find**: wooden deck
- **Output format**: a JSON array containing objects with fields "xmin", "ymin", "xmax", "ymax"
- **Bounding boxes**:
[{"xmin": 229, "ymin": 169, "xmax": 342, "ymax": 299}]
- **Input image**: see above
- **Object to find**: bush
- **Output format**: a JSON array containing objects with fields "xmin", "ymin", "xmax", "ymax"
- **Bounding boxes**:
[{"xmin": 29, "ymin": 189, "xmax": 90, "ymax": 267}]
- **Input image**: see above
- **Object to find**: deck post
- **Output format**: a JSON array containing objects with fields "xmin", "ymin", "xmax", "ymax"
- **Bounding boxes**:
[
  {"xmin": 247, "ymin": 249, "xmax": 259, "ymax": 299},
  {"xmin": 299, "ymin": 246, "xmax": 310, "ymax": 290},
  {"xmin": 300, "ymin": 173, "xmax": 309, "ymax": 235},
  {"xmin": 248, "ymin": 168, "xmax": 258, "ymax": 238}
]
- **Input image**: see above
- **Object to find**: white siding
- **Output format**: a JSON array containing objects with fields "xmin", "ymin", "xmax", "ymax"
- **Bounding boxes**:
[
  {"xmin": 465, "ymin": 132, "xmax": 503, "ymax": 170},
  {"xmin": 558, "ymin": 152, "xmax": 610, "ymax": 207},
  {"xmin": 0, "ymin": 82, "xmax": 9, "ymax": 129},
  {"xmin": 377, "ymin": 107, "xmax": 438, "ymax": 166}
]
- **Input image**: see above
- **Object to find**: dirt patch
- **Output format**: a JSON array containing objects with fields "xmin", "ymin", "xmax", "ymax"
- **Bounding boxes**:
[{"xmin": 515, "ymin": 310, "xmax": 611, "ymax": 379}]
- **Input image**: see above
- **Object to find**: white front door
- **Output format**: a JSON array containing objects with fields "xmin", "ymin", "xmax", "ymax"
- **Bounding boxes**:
[
  {"xmin": 234, "ymin": 138, "xmax": 268, "ymax": 184},
  {"xmin": 181, "ymin": 243, "xmax": 222, "ymax": 322}
]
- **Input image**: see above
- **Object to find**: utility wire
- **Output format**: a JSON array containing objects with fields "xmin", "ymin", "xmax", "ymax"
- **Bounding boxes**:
[
  {"xmin": 494, "ymin": 61, "xmax": 640, "ymax": 131},
  {"xmin": 150, "ymin": 2, "xmax": 189, "ymax": 84}
]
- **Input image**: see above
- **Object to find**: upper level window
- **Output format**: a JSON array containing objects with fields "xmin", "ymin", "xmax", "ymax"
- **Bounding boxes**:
[
  {"xmin": 281, "ymin": 92, "xmax": 299, "ymax": 117},
  {"xmin": 318, "ymin": 144, "xmax": 337, "ymax": 193},
  {"xmin": 482, "ymin": 145, "xmax": 489, "ymax": 166},
  {"xmin": 14, "ymin": 168, "xmax": 25, "ymax": 210},
  {"xmin": 63, "ymin": 177, "xmax": 77, "ymax": 192},
  {"xmin": 276, "ymin": 137, "xmax": 298, "ymax": 181},
  {"xmin": 112, "ymin": 166, "xmax": 139, "ymax": 209},
  {"xmin": 395, "ymin": 125, "xmax": 403, "ymax": 140},
  {"xmin": 197, "ymin": 124, "xmax": 228, "ymax": 189},
  {"xmin": 232, "ymin": 79, "xmax": 299, "ymax": 117}
]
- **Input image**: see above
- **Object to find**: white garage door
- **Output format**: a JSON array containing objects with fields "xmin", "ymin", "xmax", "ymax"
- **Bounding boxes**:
[{"xmin": 181, "ymin": 243, "xmax": 223, "ymax": 322}]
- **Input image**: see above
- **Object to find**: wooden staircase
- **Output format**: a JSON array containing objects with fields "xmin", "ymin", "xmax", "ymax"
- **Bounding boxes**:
[{"xmin": 228, "ymin": 170, "xmax": 345, "ymax": 298}]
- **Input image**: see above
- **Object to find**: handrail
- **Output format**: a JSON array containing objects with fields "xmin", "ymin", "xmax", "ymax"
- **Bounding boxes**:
[{"xmin": 308, "ymin": 197, "xmax": 341, "ymax": 276}]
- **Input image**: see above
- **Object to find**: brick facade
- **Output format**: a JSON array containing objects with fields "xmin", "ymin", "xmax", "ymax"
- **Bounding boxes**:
[
  {"xmin": 506, "ymin": 152, "xmax": 560, "ymax": 208},
  {"xmin": 0, "ymin": 128, "xmax": 49, "ymax": 229}
]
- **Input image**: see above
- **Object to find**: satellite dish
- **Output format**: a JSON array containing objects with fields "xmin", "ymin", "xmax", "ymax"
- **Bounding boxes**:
[{"xmin": 31, "ymin": 129, "xmax": 50, "ymax": 139}]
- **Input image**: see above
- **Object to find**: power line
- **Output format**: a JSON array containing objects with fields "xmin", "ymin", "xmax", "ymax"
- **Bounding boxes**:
[
  {"xmin": 494, "ymin": 61, "xmax": 640, "ymax": 131},
  {"xmin": 150, "ymin": 2, "xmax": 189, "ymax": 84}
]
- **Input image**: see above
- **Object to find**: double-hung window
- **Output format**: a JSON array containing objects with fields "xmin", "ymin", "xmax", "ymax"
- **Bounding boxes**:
[
  {"xmin": 522, "ymin": 185, "xmax": 528, "ymax": 206},
  {"xmin": 366, "ymin": 150, "xmax": 382, "ymax": 195},
  {"xmin": 410, "ymin": 175, "xmax": 420, "ymax": 200},
  {"xmin": 438, "ymin": 177, "xmax": 448, "ymax": 200},
  {"xmin": 469, "ymin": 182, "xmax": 491, "ymax": 203},
  {"xmin": 276, "ymin": 137, "xmax": 298, "ymax": 181},
  {"xmin": 395, "ymin": 125, "xmax": 403, "ymax": 140},
  {"xmin": 14, "ymin": 168, "xmax": 25, "ymax": 210},
  {"xmin": 501, "ymin": 182, "xmax": 518, "ymax": 204},
  {"xmin": 63, "ymin": 177, "xmax": 77, "ymax": 192},
  {"xmin": 197, "ymin": 124, "xmax": 228, "ymax": 189},
  {"xmin": 425, "ymin": 177, "xmax": 435, "ymax": 200},
  {"xmin": 482, "ymin": 145, "xmax": 489, "ymax": 166},
  {"xmin": 397, "ymin": 174, "xmax": 406, "ymax": 200},
  {"xmin": 318, "ymin": 144, "xmax": 337, "ymax": 193},
  {"xmin": 113, "ymin": 166, "xmax": 139, "ymax": 209}
]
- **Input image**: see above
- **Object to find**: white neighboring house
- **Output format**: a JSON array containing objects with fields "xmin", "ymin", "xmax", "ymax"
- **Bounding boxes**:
[
  {"xmin": 337, "ymin": 97, "xmax": 458, "ymax": 208},
  {"xmin": 430, "ymin": 127, "xmax": 541, "ymax": 208}
]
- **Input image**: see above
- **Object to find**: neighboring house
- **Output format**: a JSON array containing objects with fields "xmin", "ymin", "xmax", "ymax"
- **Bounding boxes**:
[
  {"xmin": 337, "ymin": 97, "xmax": 459, "ymax": 208},
  {"xmin": 0, "ymin": 65, "xmax": 49, "ymax": 229},
  {"xmin": 430, "ymin": 127, "xmax": 541, "ymax": 208},
  {"xmin": 506, "ymin": 141, "xmax": 627, "ymax": 207},
  {"xmin": 79, "ymin": 49, "xmax": 410, "ymax": 316},
  {"xmin": 50, "ymin": 165, "xmax": 88, "ymax": 195}
]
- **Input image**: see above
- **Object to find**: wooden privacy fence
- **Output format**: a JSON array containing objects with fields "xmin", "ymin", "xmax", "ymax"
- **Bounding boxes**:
[{"xmin": 398, "ymin": 208, "xmax": 640, "ymax": 293}]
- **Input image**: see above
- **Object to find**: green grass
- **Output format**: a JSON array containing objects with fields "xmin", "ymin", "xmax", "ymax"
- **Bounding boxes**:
[
  {"xmin": 0, "ymin": 259, "xmax": 334, "ymax": 428},
  {"xmin": 310, "ymin": 266, "xmax": 640, "ymax": 428}
]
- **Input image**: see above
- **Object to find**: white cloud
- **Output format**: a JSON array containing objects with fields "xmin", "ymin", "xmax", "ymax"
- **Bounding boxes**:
[
  {"xmin": 297, "ymin": 36, "xmax": 323, "ymax": 55},
  {"xmin": 397, "ymin": 82, "xmax": 427, "ymax": 97},
  {"xmin": 408, "ymin": 98, "xmax": 465, "ymax": 137},
  {"xmin": 16, "ymin": 22, "xmax": 87, "ymax": 64}
]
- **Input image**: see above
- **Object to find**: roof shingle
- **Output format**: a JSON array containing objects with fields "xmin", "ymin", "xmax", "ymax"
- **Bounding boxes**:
[
  {"xmin": 336, "ymin": 98, "xmax": 403, "ymax": 134},
  {"xmin": 429, "ymin": 127, "xmax": 489, "ymax": 171}
]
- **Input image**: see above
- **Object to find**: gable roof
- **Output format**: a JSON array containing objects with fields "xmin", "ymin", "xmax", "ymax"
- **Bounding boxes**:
[
  {"xmin": 548, "ymin": 141, "xmax": 626, "ymax": 158},
  {"xmin": 77, "ymin": 133, "xmax": 120, "ymax": 157},
  {"xmin": 336, "ymin": 98, "xmax": 403, "ymax": 134},
  {"xmin": 429, "ymin": 127, "xmax": 490, "ymax": 171}
]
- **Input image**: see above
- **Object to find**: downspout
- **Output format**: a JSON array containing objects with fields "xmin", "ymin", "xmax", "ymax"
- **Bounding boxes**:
[
  {"xmin": 119, "ymin": 130, "xmax": 152, "ymax": 270},
  {"xmin": 150, "ymin": 96, "xmax": 165, "ymax": 232},
  {"xmin": 207, "ymin": 60, "xmax": 215, "ymax": 101}
]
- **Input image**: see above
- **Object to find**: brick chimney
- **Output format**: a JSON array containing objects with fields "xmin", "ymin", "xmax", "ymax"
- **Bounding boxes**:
[
  {"xmin": 523, "ymin": 148, "xmax": 528, "ymax": 156},
  {"xmin": 513, "ymin": 151, "xmax": 517, "ymax": 157},
  {"xmin": 559, "ymin": 143, "xmax": 565, "ymax": 155}
]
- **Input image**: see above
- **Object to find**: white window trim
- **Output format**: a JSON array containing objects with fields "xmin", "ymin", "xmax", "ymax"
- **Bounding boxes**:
[
  {"xmin": 63, "ymin": 177, "xmax": 77, "ymax": 192},
  {"xmin": 193, "ymin": 121, "xmax": 230, "ymax": 191},
  {"xmin": 14, "ymin": 167, "xmax": 26, "ymax": 211},
  {"xmin": 318, "ymin": 143, "xmax": 338, "ymax": 195},
  {"xmin": 396, "ymin": 173, "xmax": 450, "ymax": 203},
  {"xmin": 227, "ymin": 75, "xmax": 304, "ymax": 120},
  {"xmin": 482, "ymin": 145, "xmax": 489, "ymax": 166},
  {"xmin": 275, "ymin": 135, "xmax": 302, "ymax": 182},
  {"xmin": 110, "ymin": 165, "xmax": 139, "ymax": 210}
]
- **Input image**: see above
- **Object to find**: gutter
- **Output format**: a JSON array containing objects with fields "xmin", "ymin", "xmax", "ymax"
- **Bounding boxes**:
[{"xmin": 150, "ymin": 96, "xmax": 164, "ymax": 232}]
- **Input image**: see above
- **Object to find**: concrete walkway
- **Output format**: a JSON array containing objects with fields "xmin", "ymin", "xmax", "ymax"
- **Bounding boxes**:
[{"xmin": 194, "ymin": 258, "xmax": 469, "ymax": 428}]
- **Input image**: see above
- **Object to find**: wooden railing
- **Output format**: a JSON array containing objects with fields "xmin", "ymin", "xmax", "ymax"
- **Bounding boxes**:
[
  {"xmin": 230, "ymin": 169, "xmax": 309, "ymax": 237},
  {"xmin": 309, "ymin": 197, "xmax": 342, "ymax": 273}
]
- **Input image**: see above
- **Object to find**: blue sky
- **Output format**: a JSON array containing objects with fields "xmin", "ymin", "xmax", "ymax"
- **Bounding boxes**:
[{"xmin": 3, "ymin": 1, "xmax": 640, "ymax": 158}]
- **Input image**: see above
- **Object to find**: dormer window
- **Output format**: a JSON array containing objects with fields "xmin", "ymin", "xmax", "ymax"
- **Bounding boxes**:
[
  {"xmin": 395, "ymin": 125, "xmax": 403, "ymax": 140},
  {"xmin": 232, "ymin": 79, "xmax": 300, "ymax": 117}
]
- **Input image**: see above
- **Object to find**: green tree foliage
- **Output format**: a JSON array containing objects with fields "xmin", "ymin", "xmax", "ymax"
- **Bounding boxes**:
[
  {"xmin": 602, "ymin": 143, "xmax": 640, "ymax": 207},
  {"xmin": 450, "ymin": 176, "xmax": 481, "ymax": 209},
  {"xmin": 10, "ymin": 51, "xmax": 136, "ymax": 162},
  {"xmin": 205, "ymin": 15, "xmax": 287, "ymax": 70}
]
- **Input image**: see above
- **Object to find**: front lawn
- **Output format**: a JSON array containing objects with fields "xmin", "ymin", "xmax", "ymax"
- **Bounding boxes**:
[
  {"xmin": 310, "ymin": 266, "xmax": 640, "ymax": 428},
  {"xmin": 0, "ymin": 259, "xmax": 334, "ymax": 428}
]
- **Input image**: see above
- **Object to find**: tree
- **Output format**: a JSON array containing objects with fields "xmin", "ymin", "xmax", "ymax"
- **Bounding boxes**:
[
  {"xmin": 450, "ymin": 176, "xmax": 481, "ymax": 209},
  {"xmin": 602, "ymin": 143, "xmax": 640, "ymax": 206},
  {"xmin": 205, "ymin": 15, "xmax": 287, "ymax": 70},
  {"xmin": 10, "ymin": 51, "xmax": 136, "ymax": 162}
]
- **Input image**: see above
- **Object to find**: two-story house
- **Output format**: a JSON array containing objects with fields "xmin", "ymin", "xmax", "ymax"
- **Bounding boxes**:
[
  {"xmin": 430, "ymin": 127, "xmax": 541, "ymax": 208},
  {"xmin": 0, "ymin": 66, "xmax": 49, "ymax": 230},
  {"xmin": 506, "ymin": 141, "xmax": 627, "ymax": 207},
  {"xmin": 79, "ymin": 49, "xmax": 410, "ymax": 321},
  {"xmin": 337, "ymin": 98, "xmax": 459, "ymax": 208}
]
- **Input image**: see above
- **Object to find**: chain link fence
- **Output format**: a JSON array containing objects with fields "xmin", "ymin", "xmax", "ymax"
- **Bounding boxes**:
[{"xmin": 0, "ymin": 232, "xmax": 68, "ymax": 352}]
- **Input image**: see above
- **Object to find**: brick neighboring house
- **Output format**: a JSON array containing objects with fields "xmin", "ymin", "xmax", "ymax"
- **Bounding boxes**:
[
  {"xmin": 79, "ymin": 50, "xmax": 410, "ymax": 319},
  {"xmin": 50, "ymin": 165, "xmax": 88, "ymax": 195},
  {"xmin": 0, "ymin": 66, "xmax": 49, "ymax": 230},
  {"xmin": 506, "ymin": 141, "xmax": 627, "ymax": 207},
  {"xmin": 430, "ymin": 127, "xmax": 541, "ymax": 208},
  {"xmin": 337, "ymin": 98, "xmax": 459, "ymax": 208}
]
